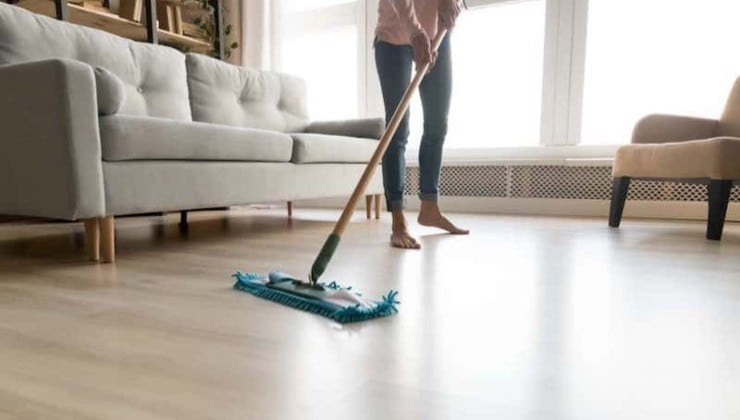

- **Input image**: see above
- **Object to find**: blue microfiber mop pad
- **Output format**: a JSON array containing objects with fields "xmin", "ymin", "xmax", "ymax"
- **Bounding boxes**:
[{"xmin": 232, "ymin": 271, "xmax": 399, "ymax": 324}]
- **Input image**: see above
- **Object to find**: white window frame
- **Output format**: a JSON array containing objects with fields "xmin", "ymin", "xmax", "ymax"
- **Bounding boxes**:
[{"xmin": 540, "ymin": 0, "xmax": 588, "ymax": 146}]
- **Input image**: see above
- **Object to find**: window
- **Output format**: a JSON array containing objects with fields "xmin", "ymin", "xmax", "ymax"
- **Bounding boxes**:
[
  {"xmin": 580, "ymin": 0, "xmax": 740, "ymax": 145},
  {"xmin": 279, "ymin": 0, "xmax": 740, "ymax": 153},
  {"xmin": 409, "ymin": 0, "xmax": 546, "ymax": 148},
  {"xmin": 279, "ymin": 0, "xmax": 362, "ymax": 120}
]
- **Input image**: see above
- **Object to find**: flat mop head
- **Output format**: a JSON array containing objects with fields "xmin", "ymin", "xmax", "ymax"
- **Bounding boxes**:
[{"xmin": 232, "ymin": 271, "xmax": 399, "ymax": 324}]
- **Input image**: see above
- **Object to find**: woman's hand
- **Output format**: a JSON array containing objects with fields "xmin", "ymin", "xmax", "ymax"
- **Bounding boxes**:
[
  {"xmin": 410, "ymin": 31, "xmax": 437, "ymax": 72},
  {"xmin": 439, "ymin": 0, "xmax": 461, "ymax": 31}
]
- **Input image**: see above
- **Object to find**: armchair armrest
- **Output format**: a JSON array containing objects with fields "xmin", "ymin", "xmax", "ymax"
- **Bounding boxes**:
[
  {"xmin": 305, "ymin": 117, "xmax": 386, "ymax": 140},
  {"xmin": 631, "ymin": 114, "xmax": 719, "ymax": 144},
  {"xmin": 0, "ymin": 58, "xmax": 105, "ymax": 220}
]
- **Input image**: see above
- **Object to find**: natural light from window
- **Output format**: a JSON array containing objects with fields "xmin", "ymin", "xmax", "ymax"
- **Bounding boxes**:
[
  {"xmin": 281, "ymin": 0, "xmax": 354, "ymax": 13},
  {"xmin": 409, "ymin": 0, "xmax": 545, "ymax": 149},
  {"xmin": 280, "ymin": 0, "xmax": 359, "ymax": 120},
  {"xmin": 581, "ymin": 0, "xmax": 740, "ymax": 145}
]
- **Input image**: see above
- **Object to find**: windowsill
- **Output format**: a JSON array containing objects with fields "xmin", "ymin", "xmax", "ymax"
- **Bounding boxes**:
[{"xmin": 406, "ymin": 144, "xmax": 620, "ymax": 166}]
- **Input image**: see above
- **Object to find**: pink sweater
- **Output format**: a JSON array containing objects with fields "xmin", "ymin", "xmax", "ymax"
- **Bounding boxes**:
[{"xmin": 376, "ymin": 0, "xmax": 440, "ymax": 46}]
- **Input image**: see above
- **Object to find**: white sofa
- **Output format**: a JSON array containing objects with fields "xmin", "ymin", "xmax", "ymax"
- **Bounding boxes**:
[{"xmin": 0, "ymin": 3, "xmax": 384, "ymax": 262}]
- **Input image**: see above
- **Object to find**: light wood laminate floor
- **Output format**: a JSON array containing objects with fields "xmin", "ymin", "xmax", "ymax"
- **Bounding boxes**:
[{"xmin": 0, "ymin": 209, "xmax": 739, "ymax": 420}]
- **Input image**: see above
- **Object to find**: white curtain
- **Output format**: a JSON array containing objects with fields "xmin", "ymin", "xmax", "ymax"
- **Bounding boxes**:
[{"xmin": 241, "ymin": 0, "xmax": 277, "ymax": 69}]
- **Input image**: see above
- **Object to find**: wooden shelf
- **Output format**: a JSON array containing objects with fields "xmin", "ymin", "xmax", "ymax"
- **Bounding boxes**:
[{"xmin": 16, "ymin": 0, "xmax": 212, "ymax": 53}]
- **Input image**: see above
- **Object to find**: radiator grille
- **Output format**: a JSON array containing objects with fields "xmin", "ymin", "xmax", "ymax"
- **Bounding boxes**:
[{"xmin": 404, "ymin": 164, "xmax": 740, "ymax": 202}]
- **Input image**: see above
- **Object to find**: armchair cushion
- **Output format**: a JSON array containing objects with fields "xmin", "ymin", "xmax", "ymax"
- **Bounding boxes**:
[
  {"xmin": 290, "ymin": 133, "xmax": 378, "ymax": 164},
  {"xmin": 631, "ymin": 114, "xmax": 719, "ymax": 144},
  {"xmin": 719, "ymin": 77, "xmax": 740, "ymax": 137},
  {"xmin": 613, "ymin": 137, "xmax": 740, "ymax": 180},
  {"xmin": 305, "ymin": 118, "xmax": 385, "ymax": 140},
  {"xmin": 94, "ymin": 66, "xmax": 125, "ymax": 115}
]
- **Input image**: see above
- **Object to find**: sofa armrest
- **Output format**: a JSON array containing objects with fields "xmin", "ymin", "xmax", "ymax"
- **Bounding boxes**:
[
  {"xmin": 631, "ymin": 114, "xmax": 719, "ymax": 144},
  {"xmin": 0, "ymin": 59, "xmax": 105, "ymax": 220},
  {"xmin": 305, "ymin": 117, "xmax": 385, "ymax": 140}
]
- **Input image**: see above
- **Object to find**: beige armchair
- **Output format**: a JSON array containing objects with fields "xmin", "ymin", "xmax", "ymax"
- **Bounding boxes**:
[{"xmin": 609, "ymin": 77, "xmax": 740, "ymax": 240}]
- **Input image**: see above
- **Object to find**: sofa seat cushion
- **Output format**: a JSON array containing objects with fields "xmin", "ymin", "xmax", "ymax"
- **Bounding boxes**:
[
  {"xmin": 100, "ymin": 115, "xmax": 293, "ymax": 162},
  {"xmin": 613, "ymin": 137, "xmax": 740, "ymax": 180},
  {"xmin": 290, "ymin": 133, "xmax": 378, "ymax": 164}
]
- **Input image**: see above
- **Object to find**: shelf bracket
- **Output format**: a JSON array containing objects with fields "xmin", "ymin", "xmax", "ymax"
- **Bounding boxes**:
[
  {"xmin": 54, "ymin": 0, "xmax": 68, "ymax": 20},
  {"xmin": 144, "ymin": 0, "xmax": 158, "ymax": 44}
]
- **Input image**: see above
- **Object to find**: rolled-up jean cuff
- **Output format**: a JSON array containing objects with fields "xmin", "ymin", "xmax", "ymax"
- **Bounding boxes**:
[
  {"xmin": 418, "ymin": 193, "xmax": 439, "ymax": 202},
  {"xmin": 387, "ymin": 199, "xmax": 404, "ymax": 212}
]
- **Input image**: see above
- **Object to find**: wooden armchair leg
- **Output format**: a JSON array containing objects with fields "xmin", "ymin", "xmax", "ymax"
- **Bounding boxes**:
[
  {"xmin": 707, "ymin": 180, "xmax": 733, "ymax": 241},
  {"xmin": 609, "ymin": 177, "xmax": 631, "ymax": 228},
  {"xmin": 83, "ymin": 218, "xmax": 100, "ymax": 262},
  {"xmin": 287, "ymin": 201, "xmax": 293, "ymax": 218},
  {"xmin": 100, "ymin": 216, "xmax": 116, "ymax": 263},
  {"xmin": 374, "ymin": 194, "xmax": 382, "ymax": 219}
]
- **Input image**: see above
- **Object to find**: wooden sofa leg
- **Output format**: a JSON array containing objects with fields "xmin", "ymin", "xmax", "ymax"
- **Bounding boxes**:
[
  {"xmin": 287, "ymin": 201, "xmax": 293, "ymax": 218},
  {"xmin": 707, "ymin": 180, "xmax": 733, "ymax": 240},
  {"xmin": 375, "ymin": 194, "xmax": 382, "ymax": 219},
  {"xmin": 609, "ymin": 177, "xmax": 631, "ymax": 228},
  {"xmin": 365, "ymin": 195, "xmax": 372, "ymax": 219},
  {"xmin": 100, "ymin": 216, "xmax": 116, "ymax": 263},
  {"xmin": 83, "ymin": 218, "xmax": 100, "ymax": 262}
]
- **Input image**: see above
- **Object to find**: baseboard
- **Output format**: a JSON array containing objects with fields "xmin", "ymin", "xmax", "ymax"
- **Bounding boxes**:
[{"xmin": 296, "ymin": 196, "xmax": 740, "ymax": 222}]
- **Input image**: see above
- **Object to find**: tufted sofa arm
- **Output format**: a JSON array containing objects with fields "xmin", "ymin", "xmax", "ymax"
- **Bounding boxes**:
[
  {"xmin": 0, "ymin": 58, "xmax": 105, "ymax": 220},
  {"xmin": 305, "ymin": 118, "xmax": 386, "ymax": 140}
]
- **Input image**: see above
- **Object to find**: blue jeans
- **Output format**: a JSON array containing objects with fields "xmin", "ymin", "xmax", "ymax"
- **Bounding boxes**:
[{"xmin": 374, "ymin": 35, "xmax": 452, "ymax": 211}]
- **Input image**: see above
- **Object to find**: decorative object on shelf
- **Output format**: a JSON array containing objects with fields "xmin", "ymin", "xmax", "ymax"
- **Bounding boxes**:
[
  {"xmin": 187, "ymin": 0, "xmax": 236, "ymax": 59},
  {"xmin": 116, "ymin": 0, "xmax": 232, "ymax": 58}
]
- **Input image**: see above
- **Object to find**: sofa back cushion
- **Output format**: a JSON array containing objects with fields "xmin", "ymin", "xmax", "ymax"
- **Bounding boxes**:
[
  {"xmin": 719, "ymin": 77, "xmax": 740, "ymax": 137},
  {"xmin": 0, "ymin": 3, "xmax": 191, "ymax": 121},
  {"xmin": 186, "ymin": 53, "xmax": 309, "ymax": 132}
]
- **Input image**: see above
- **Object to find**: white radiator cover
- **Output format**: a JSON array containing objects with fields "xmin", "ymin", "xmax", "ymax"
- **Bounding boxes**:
[
  {"xmin": 404, "ymin": 164, "xmax": 740, "ymax": 202},
  {"xmin": 298, "ymin": 161, "xmax": 740, "ymax": 221}
]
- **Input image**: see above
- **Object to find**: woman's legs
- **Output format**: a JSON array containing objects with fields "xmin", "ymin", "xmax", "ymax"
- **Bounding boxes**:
[
  {"xmin": 375, "ymin": 39, "xmax": 419, "ymax": 249},
  {"xmin": 417, "ymin": 35, "xmax": 468, "ymax": 234}
]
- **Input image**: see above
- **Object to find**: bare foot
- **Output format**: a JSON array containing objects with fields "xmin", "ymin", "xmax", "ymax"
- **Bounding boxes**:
[
  {"xmin": 417, "ymin": 201, "xmax": 469, "ymax": 235},
  {"xmin": 390, "ymin": 210, "xmax": 421, "ymax": 249},
  {"xmin": 391, "ymin": 231, "xmax": 421, "ymax": 249}
]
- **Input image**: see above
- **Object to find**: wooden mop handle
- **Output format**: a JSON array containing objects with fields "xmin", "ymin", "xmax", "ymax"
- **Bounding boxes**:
[{"xmin": 331, "ymin": 29, "xmax": 448, "ymax": 237}]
